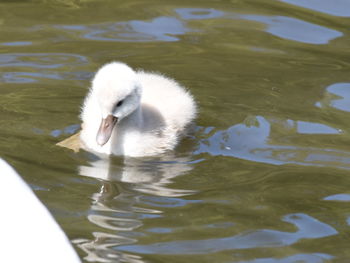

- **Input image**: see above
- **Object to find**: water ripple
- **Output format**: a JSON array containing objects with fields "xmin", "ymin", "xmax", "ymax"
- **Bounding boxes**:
[
  {"xmin": 0, "ymin": 53, "xmax": 90, "ymax": 83},
  {"xmin": 46, "ymin": 6, "xmax": 343, "ymax": 46},
  {"xmin": 1, "ymin": 41, "xmax": 33, "ymax": 46},
  {"xmin": 0, "ymin": 53, "xmax": 88, "ymax": 68},
  {"xmin": 280, "ymin": 0, "xmax": 350, "ymax": 17},
  {"xmin": 240, "ymin": 15, "xmax": 342, "ymax": 44},
  {"xmin": 0, "ymin": 72, "xmax": 60, "ymax": 83},
  {"xmin": 324, "ymin": 194, "xmax": 350, "ymax": 202},
  {"xmin": 196, "ymin": 116, "xmax": 348, "ymax": 168},
  {"xmin": 57, "ymin": 17, "xmax": 190, "ymax": 42},
  {"xmin": 79, "ymin": 157, "xmax": 196, "ymax": 197},
  {"xmin": 118, "ymin": 213, "xmax": 337, "ymax": 254},
  {"xmin": 0, "ymin": 71, "xmax": 92, "ymax": 83},
  {"xmin": 139, "ymin": 196, "xmax": 202, "ymax": 208},
  {"xmin": 239, "ymin": 253, "xmax": 333, "ymax": 263},
  {"xmin": 295, "ymin": 120, "xmax": 339, "ymax": 134},
  {"xmin": 77, "ymin": 232, "xmax": 141, "ymax": 263},
  {"xmin": 175, "ymin": 8, "xmax": 225, "ymax": 20},
  {"xmin": 76, "ymin": 156, "xmax": 198, "ymax": 261},
  {"xmin": 316, "ymin": 83, "xmax": 350, "ymax": 112},
  {"xmin": 88, "ymin": 215, "xmax": 142, "ymax": 231}
]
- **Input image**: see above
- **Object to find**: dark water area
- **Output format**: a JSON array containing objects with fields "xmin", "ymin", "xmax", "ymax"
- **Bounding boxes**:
[{"xmin": 1, "ymin": 0, "xmax": 350, "ymax": 262}]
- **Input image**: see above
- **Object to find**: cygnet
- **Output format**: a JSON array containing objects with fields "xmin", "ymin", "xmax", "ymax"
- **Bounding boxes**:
[{"xmin": 80, "ymin": 62, "xmax": 197, "ymax": 157}]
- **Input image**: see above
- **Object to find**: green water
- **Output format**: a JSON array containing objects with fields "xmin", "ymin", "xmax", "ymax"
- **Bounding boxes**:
[{"xmin": 1, "ymin": 0, "xmax": 350, "ymax": 262}]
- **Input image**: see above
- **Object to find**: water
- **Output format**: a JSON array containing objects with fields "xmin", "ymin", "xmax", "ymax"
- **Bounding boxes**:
[{"xmin": 1, "ymin": 0, "xmax": 350, "ymax": 262}]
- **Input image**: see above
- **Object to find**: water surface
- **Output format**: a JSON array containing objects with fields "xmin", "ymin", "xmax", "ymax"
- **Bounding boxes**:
[{"xmin": 1, "ymin": 0, "xmax": 350, "ymax": 262}]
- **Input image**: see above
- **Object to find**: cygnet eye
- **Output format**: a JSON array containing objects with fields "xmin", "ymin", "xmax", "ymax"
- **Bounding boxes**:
[{"xmin": 116, "ymin": 100, "xmax": 124, "ymax": 107}]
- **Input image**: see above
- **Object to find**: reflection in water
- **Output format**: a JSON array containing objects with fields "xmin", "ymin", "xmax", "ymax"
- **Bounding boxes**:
[
  {"xmin": 56, "ymin": 8, "xmax": 226, "ymax": 43},
  {"xmin": 280, "ymin": 0, "xmax": 350, "ymax": 17},
  {"xmin": 295, "ymin": 121, "xmax": 339, "ymax": 134},
  {"xmin": 79, "ymin": 156, "xmax": 195, "ymax": 196},
  {"xmin": 241, "ymin": 253, "xmax": 333, "ymax": 263},
  {"xmin": 175, "ymin": 8, "xmax": 224, "ymax": 20},
  {"xmin": 0, "ymin": 53, "xmax": 88, "ymax": 68},
  {"xmin": 51, "ymin": 124, "xmax": 81, "ymax": 138},
  {"xmin": 0, "ymin": 72, "xmax": 62, "ymax": 83},
  {"xmin": 0, "ymin": 71, "xmax": 92, "ymax": 83},
  {"xmin": 2, "ymin": 3, "xmax": 350, "ymax": 262},
  {"xmin": 0, "ymin": 53, "xmax": 90, "ymax": 83},
  {"xmin": 1, "ymin": 41, "xmax": 33, "ymax": 46},
  {"xmin": 316, "ymin": 83, "xmax": 350, "ymax": 112},
  {"xmin": 36, "ymin": 6, "xmax": 343, "ymax": 46},
  {"xmin": 196, "ymin": 116, "xmax": 350, "ymax": 169},
  {"xmin": 58, "ymin": 17, "xmax": 190, "ymax": 42},
  {"xmin": 74, "ymin": 152, "xmax": 339, "ymax": 261},
  {"xmin": 118, "ymin": 213, "xmax": 336, "ymax": 254},
  {"xmin": 240, "ymin": 15, "xmax": 342, "ymax": 44},
  {"xmin": 76, "ymin": 155, "xmax": 196, "ymax": 262},
  {"xmin": 324, "ymin": 194, "xmax": 350, "ymax": 202}
]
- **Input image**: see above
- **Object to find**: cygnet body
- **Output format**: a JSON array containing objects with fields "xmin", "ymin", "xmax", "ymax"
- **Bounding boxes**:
[{"xmin": 80, "ymin": 62, "xmax": 196, "ymax": 157}]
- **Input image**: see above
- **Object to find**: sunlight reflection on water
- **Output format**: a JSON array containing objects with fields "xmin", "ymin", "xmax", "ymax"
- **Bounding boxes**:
[
  {"xmin": 0, "ymin": 53, "xmax": 88, "ymax": 68},
  {"xmin": 57, "ymin": 17, "xmax": 190, "ymax": 42},
  {"xmin": 75, "ymin": 156, "xmax": 197, "ymax": 261},
  {"xmin": 239, "ymin": 253, "xmax": 333, "ymax": 263},
  {"xmin": 196, "ymin": 116, "xmax": 349, "ymax": 168},
  {"xmin": 1, "ymin": 41, "xmax": 33, "ymax": 46},
  {"xmin": 280, "ymin": 0, "xmax": 350, "ymax": 17},
  {"xmin": 118, "ymin": 213, "xmax": 336, "ymax": 254},
  {"xmin": 0, "ymin": 53, "xmax": 90, "ymax": 83},
  {"xmin": 55, "ymin": 8, "xmax": 226, "ymax": 42},
  {"xmin": 240, "ymin": 15, "xmax": 342, "ymax": 44},
  {"xmin": 316, "ymin": 83, "xmax": 350, "ymax": 112},
  {"xmin": 30, "ymin": 6, "xmax": 344, "ymax": 46},
  {"xmin": 175, "ymin": 8, "xmax": 224, "ymax": 20},
  {"xmin": 2, "ymin": 2, "xmax": 350, "ymax": 262}
]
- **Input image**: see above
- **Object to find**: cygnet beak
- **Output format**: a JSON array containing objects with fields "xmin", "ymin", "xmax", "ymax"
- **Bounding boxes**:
[{"xmin": 96, "ymin": 115, "xmax": 118, "ymax": 146}]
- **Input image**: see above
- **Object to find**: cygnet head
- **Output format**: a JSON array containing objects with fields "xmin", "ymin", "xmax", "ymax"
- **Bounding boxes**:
[{"xmin": 90, "ymin": 62, "xmax": 142, "ymax": 146}]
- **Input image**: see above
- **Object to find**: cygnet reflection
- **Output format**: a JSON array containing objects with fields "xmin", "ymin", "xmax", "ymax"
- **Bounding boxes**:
[
  {"xmin": 79, "ymin": 153, "xmax": 196, "ymax": 197},
  {"xmin": 76, "ymin": 153, "xmax": 196, "ymax": 262}
]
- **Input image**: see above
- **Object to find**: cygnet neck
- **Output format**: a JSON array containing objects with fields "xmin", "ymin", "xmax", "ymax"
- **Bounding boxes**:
[{"xmin": 118, "ymin": 104, "xmax": 143, "ymax": 130}]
